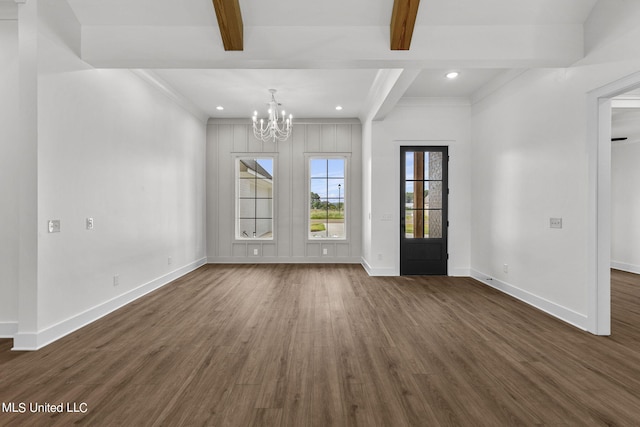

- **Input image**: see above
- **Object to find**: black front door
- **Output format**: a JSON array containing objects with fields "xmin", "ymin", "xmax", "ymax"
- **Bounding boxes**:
[{"xmin": 400, "ymin": 146, "xmax": 448, "ymax": 275}]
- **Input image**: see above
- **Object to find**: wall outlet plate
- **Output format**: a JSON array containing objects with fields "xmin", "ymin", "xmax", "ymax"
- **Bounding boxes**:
[
  {"xmin": 48, "ymin": 220, "xmax": 61, "ymax": 233},
  {"xmin": 86, "ymin": 217, "xmax": 94, "ymax": 230}
]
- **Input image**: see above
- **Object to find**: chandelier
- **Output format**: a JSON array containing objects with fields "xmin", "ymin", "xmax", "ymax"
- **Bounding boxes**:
[{"xmin": 252, "ymin": 89, "xmax": 293, "ymax": 142}]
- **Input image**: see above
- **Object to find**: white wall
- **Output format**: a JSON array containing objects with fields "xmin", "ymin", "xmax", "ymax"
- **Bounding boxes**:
[
  {"xmin": 0, "ymin": 18, "xmax": 19, "ymax": 336},
  {"xmin": 470, "ymin": 0, "xmax": 640, "ymax": 329},
  {"xmin": 364, "ymin": 99, "xmax": 472, "ymax": 276},
  {"xmin": 612, "ymin": 137, "xmax": 640, "ymax": 274},
  {"xmin": 471, "ymin": 68, "xmax": 591, "ymax": 323},
  {"xmin": 13, "ymin": 1, "xmax": 207, "ymax": 349},
  {"xmin": 207, "ymin": 120, "xmax": 362, "ymax": 263}
]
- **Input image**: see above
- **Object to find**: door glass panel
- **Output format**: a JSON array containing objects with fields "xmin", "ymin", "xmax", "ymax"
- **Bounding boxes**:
[
  {"xmin": 405, "ymin": 181, "xmax": 414, "ymax": 206},
  {"xmin": 402, "ymin": 149, "xmax": 445, "ymax": 240},
  {"xmin": 426, "ymin": 151, "xmax": 443, "ymax": 180},
  {"xmin": 425, "ymin": 210, "xmax": 442, "ymax": 238},
  {"xmin": 405, "ymin": 152, "xmax": 416, "ymax": 180},
  {"xmin": 405, "ymin": 209, "xmax": 415, "ymax": 238},
  {"xmin": 426, "ymin": 181, "xmax": 443, "ymax": 209},
  {"xmin": 406, "ymin": 209, "xmax": 426, "ymax": 239}
]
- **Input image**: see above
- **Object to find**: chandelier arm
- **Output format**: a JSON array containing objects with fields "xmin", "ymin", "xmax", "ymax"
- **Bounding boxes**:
[{"xmin": 251, "ymin": 90, "xmax": 293, "ymax": 142}]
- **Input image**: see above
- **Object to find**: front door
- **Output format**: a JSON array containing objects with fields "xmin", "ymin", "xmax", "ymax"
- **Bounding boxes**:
[{"xmin": 400, "ymin": 146, "xmax": 448, "ymax": 275}]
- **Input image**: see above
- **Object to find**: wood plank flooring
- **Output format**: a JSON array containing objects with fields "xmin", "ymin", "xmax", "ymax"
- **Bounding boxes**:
[{"xmin": 1, "ymin": 265, "xmax": 640, "ymax": 426}]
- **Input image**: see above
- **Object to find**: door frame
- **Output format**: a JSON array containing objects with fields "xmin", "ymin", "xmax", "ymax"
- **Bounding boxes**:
[
  {"xmin": 588, "ymin": 71, "xmax": 640, "ymax": 336},
  {"xmin": 392, "ymin": 140, "xmax": 454, "ymax": 276}
]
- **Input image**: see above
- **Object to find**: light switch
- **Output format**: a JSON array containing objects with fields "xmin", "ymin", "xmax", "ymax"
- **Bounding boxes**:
[{"xmin": 550, "ymin": 218, "xmax": 563, "ymax": 229}]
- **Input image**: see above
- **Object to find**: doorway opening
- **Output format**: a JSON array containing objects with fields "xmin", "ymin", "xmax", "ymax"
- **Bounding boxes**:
[
  {"xmin": 588, "ymin": 71, "xmax": 640, "ymax": 335},
  {"xmin": 610, "ymin": 87, "xmax": 640, "ymax": 333}
]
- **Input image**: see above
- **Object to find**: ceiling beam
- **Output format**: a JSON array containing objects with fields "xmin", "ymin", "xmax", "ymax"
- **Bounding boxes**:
[
  {"xmin": 390, "ymin": 0, "xmax": 420, "ymax": 50},
  {"xmin": 212, "ymin": 0, "xmax": 243, "ymax": 51}
]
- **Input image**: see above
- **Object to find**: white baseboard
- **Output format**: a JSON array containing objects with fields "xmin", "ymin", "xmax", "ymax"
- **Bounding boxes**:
[
  {"xmin": 361, "ymin": 258, "xmax": 397, "ymax": 276},
  {"xmin": 12, "ymin": 258, "xmax": 207, "ymax": 351},
  {"xmin": 360, "ymin": 259, "xmax": 470, "ymax": 277},
  {"xmin": 448, "ymin": 268, "xmax": 471, "ymax": 277},
  {"xmin": 207, "ymin": 256, "xmax": 362, "ymax": 264},
  {"xmin": 0, "ymin": 322, "xmax": 18, "ymax": 338},
  {"xmin": 470, "ymin": 269, "xmax": 588, "ymax": 331},
  {"xmin": 611, "ymin": 261, "xmax": 640, "ymax": 275}
]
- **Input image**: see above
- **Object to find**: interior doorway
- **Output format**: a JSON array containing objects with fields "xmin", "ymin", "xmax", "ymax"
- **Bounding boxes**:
[
  {"xmin": 588, "ymin": 71, "xmax": 640, "ymax": 335},
  {"xmin": 610, "ymin": 87, "xmax": 640, "ymax": 333}
]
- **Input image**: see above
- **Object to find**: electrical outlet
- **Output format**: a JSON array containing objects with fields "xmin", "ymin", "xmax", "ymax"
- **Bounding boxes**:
[
  {"xmin": 323, "ymin": 248, "xmax": 328, "ymax": 255},
  {"xmin": 168, "ymin": 256, "xmax": 172, "ymax": 265},
  {"xmin": 503, "ymin": 264, "xmax": 508, "ymax": 273},
  {"xmin": 113, "ymin": 275, "xmax": 120, "ymax": 286},
  {"xmin": 86, "ymin": 217, "xmax": 94, "ymax": 230},
  {"xmin": 253, "ymin": 248, "xmax": 258, "ymax": 255}
]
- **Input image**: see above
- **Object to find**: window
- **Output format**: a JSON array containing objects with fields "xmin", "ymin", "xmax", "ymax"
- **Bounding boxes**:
[
  {"xmin": 309, "ymin": 157, "xmax": 346, "ymax": 239},
  {"xmin": 236, "ymin": 157, "xmax": 274, "ymax": 240}
]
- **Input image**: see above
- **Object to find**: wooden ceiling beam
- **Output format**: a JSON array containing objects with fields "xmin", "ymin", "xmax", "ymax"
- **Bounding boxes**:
[
  {"xmin": 212, "ymin": 0, "xmax": 243, "ymax": 51},
  {"xmin": 390, "ymin": 0, "xmax": 421, "ymax": 50}
]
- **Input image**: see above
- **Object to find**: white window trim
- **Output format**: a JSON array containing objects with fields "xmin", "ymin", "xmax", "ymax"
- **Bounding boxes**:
[
  {"xmin": 234, "ymin": 155, "xmax": 276, "ymax": 241},
  {"xmin": 306, "ymin": 154, "xmax": 350, "ymax": 242}
]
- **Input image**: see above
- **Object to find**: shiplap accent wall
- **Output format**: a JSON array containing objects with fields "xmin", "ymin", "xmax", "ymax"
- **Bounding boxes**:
[{"xmin": 207, "ymin": 119, "xmax": 362, "ymax": 263}]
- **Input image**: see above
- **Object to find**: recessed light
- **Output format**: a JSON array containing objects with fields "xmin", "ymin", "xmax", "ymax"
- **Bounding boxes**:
[
  {"xmin": 216, "ymin": 106, "xmax": 224, "ymax": 110},
  {"xmin": 335, "ymin": 105, "xmax": 343, "ymax": 111},
  {"xmin": 446, "ymin": 72, "xmax": 459, "ymax": 79}
]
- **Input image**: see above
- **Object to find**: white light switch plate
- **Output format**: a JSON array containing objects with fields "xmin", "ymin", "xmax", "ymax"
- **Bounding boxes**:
[{"xmin": 550, "ymin": 217, "xmax": 563, "ymax": 229}]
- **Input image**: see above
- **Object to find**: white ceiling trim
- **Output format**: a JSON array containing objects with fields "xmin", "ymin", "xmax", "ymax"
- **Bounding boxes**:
[{"xmin": 131, "ymin": 70, "xmax": 208, "ymax": 123}]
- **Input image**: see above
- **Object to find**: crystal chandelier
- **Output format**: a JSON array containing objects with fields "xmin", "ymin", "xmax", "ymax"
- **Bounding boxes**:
[{"xmin": 252, "ymin": 89, "xmax": 293, "ymax": 142}]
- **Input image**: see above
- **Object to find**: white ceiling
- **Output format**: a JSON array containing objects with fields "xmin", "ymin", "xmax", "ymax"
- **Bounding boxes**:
[
  {"xmin": 152, "ymin": 69, "xmax": 380, "ymax": 119},
  {"xmin": 63, "ymin": 0, "xmax": 599, "ymax": 120},
  {"xmin": 403, "ymin": 69, "xmax": 507, "ymax": 98},
  {"xmin": 66, "ymin": 0, "xmax": 596, "ymax": 27}
]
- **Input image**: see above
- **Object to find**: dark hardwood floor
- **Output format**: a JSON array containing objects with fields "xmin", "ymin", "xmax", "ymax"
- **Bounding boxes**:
[{"xmin": 1, "ymin": 265, "xmax": 640, "ymax": 426}]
